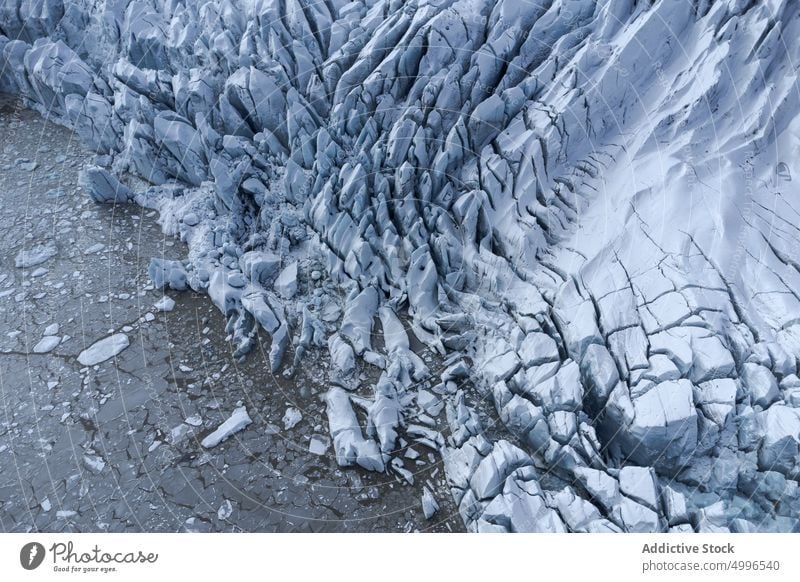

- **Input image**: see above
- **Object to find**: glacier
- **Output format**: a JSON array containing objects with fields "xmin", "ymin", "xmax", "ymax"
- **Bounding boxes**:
[{"xmin": 2, "ymin": 0, "xmax": 800, "ymax": 532}]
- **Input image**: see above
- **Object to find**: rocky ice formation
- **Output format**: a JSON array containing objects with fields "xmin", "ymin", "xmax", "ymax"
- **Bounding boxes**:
[{"xmin": 3, "ymin": 0, "xmax": 800, "ymax": 532}]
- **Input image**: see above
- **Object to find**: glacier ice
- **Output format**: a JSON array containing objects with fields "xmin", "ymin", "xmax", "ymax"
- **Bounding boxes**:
[{"xmin": 3, "ymin": 0, "xmax": 800, "ymax": 532}]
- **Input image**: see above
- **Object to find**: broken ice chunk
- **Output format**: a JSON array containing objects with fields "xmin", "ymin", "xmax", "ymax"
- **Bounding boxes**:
[
  {"xmin": 57, "ymin": 510, "xmax": 77, "ymax": 519},
  {"xmin": 421, "ymin": 486, "xmax": 439, "ymax": 519},
  {"xmin": 417, "ymin": 389, "xmax": 443, "ymax": 416},
  {"xmin": 328, "ymin": 333, "xmax": 356, "ymax": 374},
  {"xmin": 661, "ymin": 486, "xmax": 689, "ymax": 525},
  {"xmin": 618, "ymin": 466, "xmax": 658, "ymax": 511},
  {"xmin": 518, "ymin": 332, "xmax": 559, "ymax": 367},
  {"xmin": 201, "ymin": 406, "xmax": 252, "ymax": 448},
  {"xmin": 469, "ymin": 440, "xmax": 531, "ymax": 501},
  {"xmin": 217, "ymin": 500, "xmax": 233, "ymax": 520},
  {"xmin": 15, "ymin": 245, "xmax": 57, "ymax": 268},
  {"xmin": 688, "ymin": 335, "xmax": 735, "ymax": 383},
  {"xmin": 580, "ymin": 344, "xmax": 620, "ymax": 411},
  {"xmin": 309, "ymin": 434, "xmax": 330, "ymax": 455},
  {"xmin": 77, "ymin": 333, "xmax": 129, "ymax": 366},
  {"xmin": 282, "ymin": 407, "xmax": 302, "ymax": 430},
  {"xmin": 170, "ymin": 424, "xmax": 191, "ymax": 445},
  {"xmin": 79, "ymin": 166, "xmax": 133, "ymax": 204},
  {"xmin": 274, "ymin": 261, "xmax": 298, "ymax": 299},
  {"xmin": 33, "ymin": 335, "xmax": 60, "ymax": 354},
  {"xmin": 82, "ymin": 454, "xmax": 106, "ymax": 474},
  {"xmin": 154, "ymin": 296, "xmax": 176, "ymax": 312},
  {"xmin": 325, "ymin": 387, "xmax": 384, "ymax": 472},
  {"xmin": 741, "ymin": 363, "xmax": 780, "ymax": 409},
  {"xmin": 481, "ymin": 350, "xmax": 521, "ymax": 384},
  {"xmin": 148, "ymin": 258, "xmax": 189, "ymax": 291},
  {"xmin": 239, "ymin": 251, "xmax": 281, "ymax": 286},
  {"xmin": 339, "ymin": 286, "xmax": 378, "ymax": 354}
]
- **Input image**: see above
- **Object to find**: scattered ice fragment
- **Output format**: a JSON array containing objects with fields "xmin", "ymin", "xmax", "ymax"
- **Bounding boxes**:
[
  {"xmin": 44, "ymin": 323, "xmax": 60, "ymax": 336},
  {"xmin": 82, "ymin": 455, "xmax": 106, "ymax": 474},
  {"xmin": 154, "ymin": 296, "xmax": 176, "ymax": 312},
  {"xmin": 77, "ymin": 333, "xmax": 129, "ymax": 365},
  {"xmin": 45, "ymin": 187, "xmax": 66, "ymax": 198},
  {"xmin": 309, "ymin": 434, "xmax": 329, "ymax": 455},
  {"xmin": 405, "ymin": 448, "xmax": 420, "ymax": 460},
  {"xmin": 33, "ymin": 335, "xmax": 60, "ymax": 354},
  {"xmin": 283, "ymin": 407, "xmax": 302, "ymax": 430},
  {"xmin": 170, "ymin": 424, "xmax": 191, "ymax": 445},
  {"xmin": 201, "ymin": 406, "xmax": 252, "ymax": 448},
  {"xmin": 183, "ymin": 212, "xmax": 200, "ymax": 226},
  {"xmin": 15, "ymin": 245, "xmax": 57, "ymax": 268},
  {"xmin": 274, "ymin": 262, "xmax": 298, "ymax": 299},
  {"xmin": 148, "ymin": 258, "xmax": 188, "ymax": 290},
  {"xmin": 217, "ymin": 499, "xmax": 233, "ymax": 520},
  {"xmin": 421, "ymin": 487, "xmax": 439, "ymax": 520}
]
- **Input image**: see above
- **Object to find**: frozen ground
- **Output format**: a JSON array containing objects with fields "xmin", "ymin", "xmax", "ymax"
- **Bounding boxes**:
[
  {"xmin": 0, "ymin": 96, "xmax": 462, "ymax": 532},
  {"xmin": 2, "ymin": 0, "xmax": 800, "ymax": 532}
]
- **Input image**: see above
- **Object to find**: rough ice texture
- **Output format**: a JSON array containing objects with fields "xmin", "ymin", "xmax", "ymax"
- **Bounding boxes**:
[{"xmin": 3, "ymin": 0, "xmax": 800, "ymax": 532}]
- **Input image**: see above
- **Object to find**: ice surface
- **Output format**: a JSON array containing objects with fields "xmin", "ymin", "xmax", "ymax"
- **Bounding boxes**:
[
  {"xmin": 201, "ymin": 406, "xmax": 252, "ymax": 448},
  {"xmin": 282, "ymin": 407, "xmax": 302, "ymax": 430},
  {"xmin": 3, "ymin": 0, "xmax": 800, "ymax": 532}
]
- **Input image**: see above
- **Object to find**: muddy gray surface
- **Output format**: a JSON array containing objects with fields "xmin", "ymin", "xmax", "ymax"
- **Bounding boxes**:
[{"xmin": 0, "ymin": 96, "xmax": 464, "ymax": 532}]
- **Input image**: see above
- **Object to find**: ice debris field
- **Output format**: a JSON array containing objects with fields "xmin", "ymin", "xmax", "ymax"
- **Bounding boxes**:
[{"xmin": 2, "ymin": 0, "xmax": 800, "ymax": 532}]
